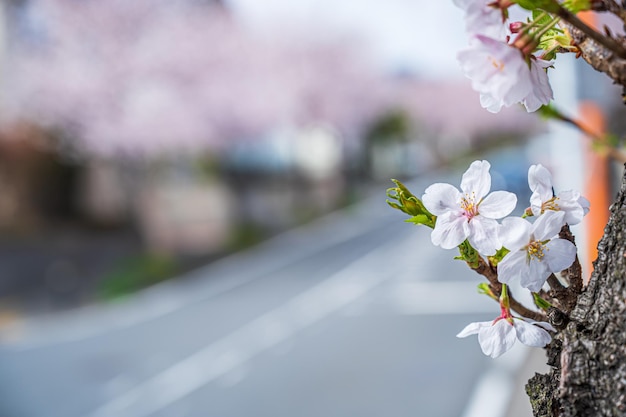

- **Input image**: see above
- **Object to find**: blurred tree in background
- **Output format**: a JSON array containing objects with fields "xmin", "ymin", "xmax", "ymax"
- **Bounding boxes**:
[{"xmin": 0, "ymin": 0, "xmax": 387, "ymax": 158}]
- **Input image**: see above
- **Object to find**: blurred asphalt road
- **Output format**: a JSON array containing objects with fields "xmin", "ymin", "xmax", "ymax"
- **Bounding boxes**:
[{"xmin": 0, "ymin": 145, "xmax": 542, "ymax": 417}]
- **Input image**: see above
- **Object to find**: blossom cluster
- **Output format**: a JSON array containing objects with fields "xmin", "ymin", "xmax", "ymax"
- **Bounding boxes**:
[
  {"xmin": 454, "ymin": 0, "xmax": 558, "ymax": 113},
  {"xmin": 387, "ymin": 160, "xmax": 589, "ymax": 358},
  {"xmin": 424, "ymin": 160, "xmax": 587, "ymax": 289}
]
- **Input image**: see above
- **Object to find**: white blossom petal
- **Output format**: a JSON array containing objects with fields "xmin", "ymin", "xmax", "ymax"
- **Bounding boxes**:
[
  {"xmin": 578, "ymin": 195, "xmax": 591, "ymax": 216},
  {"xmin": 527, "ymin": 164, "xmax": 590, "ymax": 224},
  {"xmin": 532, "ymin": 211, "xmax": 565, "ymax": 241},
  {"xmin": 431, "ymin": 211, "xmax": 469, "ymax": 249},
  {"xmin": 456, "ymin": 320, "xmax": 490, "ymax": 338},
  {"xmin": 531, "ymin": 321, "xmax": 556, "ymax": 332},
  {"xmin": 522, "ymin": 58, "xmax": 553, "ymax": 112},
  {"xmin": 497, "ymin": 250, "xmax": 527, "ymax": 285},
  {"xmin": 499, "ymin": 217, "xmax": 531, "ymax": 251},
  {"xmin": 478, "ymin": 319, "xmax": 517, "ymax": 358},
  {"xmin": 455, "ymin": 0, "xmax": 509, "ymax": 38},
  {"xmin": 458, "ymin": 35, "xmax": 533, "ymax": 112},
  {"xmin": 422, "ymin": 183, "xmax": 462, "ymax": 216},
  {"xmin": 467, "ymin": 217, "xmax": 501, "ymax": 256},
  {"xmin": 528, "ymin": 164, "xmax": 554, "ymax": 210},
  {"xmin": 458, "ymin": 316, "xmax": 552, "ymax": 359},
  {"xmin": 480, "ymin": 92, "xmax": 504, "ymax": 113},
  {"xmin": 523, "ymin": 257, "xmax": 550, "ymax": 292},
  {"xmin": 529, "ymin": 192, "xmax": 545, "ymax": 216},
  {"xmin": 545, "ymin": 238, "xmax": 577, "ymax": 272},
  {"xmin": 479, "ymin": 191, "xmax": 517, "ymax": 219},
  {"xmin": 514, "ymin": 320, "xmax": 552, "ymax": 347},
  {"xmin": 528, "ymin": 164, "xmax": 553, "ymax": 193},
  {"xmin": 556, "ymin": 190, "xmax": 587, "ymax": 225},
  {"xmin": 460, "ymin": 160, "xmax": 491, "ymax": 199}
]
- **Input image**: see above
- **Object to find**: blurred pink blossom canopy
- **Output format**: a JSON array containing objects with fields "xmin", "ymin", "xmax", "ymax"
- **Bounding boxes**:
[{"xmin": 1, "ymin": 0, "xmax": 389, "ymax": 158}]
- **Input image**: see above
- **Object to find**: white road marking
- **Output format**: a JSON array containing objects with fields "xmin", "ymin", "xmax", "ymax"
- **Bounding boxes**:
[
  {"xmin": 386, "ymin": 281, "xmax": 495, "ymax": 315},
  {"xmin": 0, "ymin": 211, "xmax": 398, "ymax": 350},
  {"xmin": 88, "ymin": 238, "xmax": 412, "ymax": 417}
]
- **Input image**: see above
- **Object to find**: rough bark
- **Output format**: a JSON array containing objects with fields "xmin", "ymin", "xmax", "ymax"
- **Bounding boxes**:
[
  {"xmin": 567, "ymin": 22, "xmax": 626, "ymax": 88},
  {"xmin": 526, "ymin": 165, "xmax": 626, "ymax": 416}
]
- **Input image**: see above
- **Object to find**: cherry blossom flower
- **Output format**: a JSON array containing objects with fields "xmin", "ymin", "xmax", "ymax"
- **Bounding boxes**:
[
  {"xmin": 522, "ymin": 58, "xmax": 554, "ymax": 112},
  {"xmin": 528, "ymin": 164, "xmax": 590, "ymax": 225},
  {"xmin": 457, "ymin": 316, "xmax": 554, "ymax": 358},
  {"xmin": 457, "ymin": 35, "xmax": 553, "ymax": 113},
  {"xmin": 453, "ymin": 0, "xmax": 510, "ymax": 38},
  {"xmin": 497, "ymin": 211, "xmax": 576, "ymax": 292},
  {"xmin": 422, "ymin": 160, "xmax": 517, "ymax": 255}
]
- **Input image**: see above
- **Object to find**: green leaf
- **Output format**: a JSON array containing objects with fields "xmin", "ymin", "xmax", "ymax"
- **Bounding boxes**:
[
  {"xmin": 488, "ymin": 247, "xmax": 510, "ymax": 266},
  {"xmin": 477, "ymin": 283, "xmax": 498, "ymax": 301},
  {"xmin": 386, "ymin": 179, "xmax": 436, "ymax": 228},
  {"xmin": 532, "ymin": 9, "xmax": 552, "ymax": 25},
  {"xmin": 457, "ymin": 240, "xmax": 480, "ymax": 269},
  {"xmin": 562, "ymin": 0, "xmax": 591, "ymax": 12},
  {"xmin": 514, "ymin": 0, "xmax": 561, "ymax": 13},
  {"xmin": 537, "ymin": 31, "xmax": 571, "ymax": 58},
  {"xmin": 532, "ymin": 292, "xmax": 553, "ymax": 310},
  {"xmin": 405, "ymin": 214, "xmax": 435, "ymax": 228},
  {"xmin": 386, "ymin": 200, "xmax": 402, "ymax": 211}
]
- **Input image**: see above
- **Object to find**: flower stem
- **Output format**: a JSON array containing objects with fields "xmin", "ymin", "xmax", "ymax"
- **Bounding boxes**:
[
  {"xmin": 470, "ymin": 256, "xmax": 547, "ymax": 322},
  {"xmin": 500, "ymin": 283, "xmax": 510, "ymax": 309},
  {"xmin": 524, "ymin": 11, "xmax": 549, "ymax": 32},
  {"xmin": 541, "ymin": 105, "xmax": 626, "ymax": 163},
  {"xmin": 534, "ymin": 16, "xmax": 561, "ymax": 40},
  {"xmin": 509, "ymin": 293, "xmax": 546, "ymax": 322}
]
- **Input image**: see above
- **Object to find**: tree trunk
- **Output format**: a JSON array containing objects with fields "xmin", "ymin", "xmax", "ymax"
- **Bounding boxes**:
[{"xmin": 526, "ymin": 165, "xmax": 626, "ymax": 416}]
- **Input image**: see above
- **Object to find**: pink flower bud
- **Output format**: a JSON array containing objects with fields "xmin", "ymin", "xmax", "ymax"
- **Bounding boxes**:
[{"xmin": 509, "ymin": 21, "xmax": 524, "ymax": 34}]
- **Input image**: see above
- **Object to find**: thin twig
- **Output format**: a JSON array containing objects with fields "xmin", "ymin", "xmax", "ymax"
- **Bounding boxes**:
[
  {"xmin": 549, "ymin": 106, "xmax": 626, "ymax": 163},
  {"xmin": 547, "ymin": 273, "xmax": 567, "ymax": 292},
  {"xmin": 470, "ymin": 257, "xmax": 547, "ymax": 322},
  {"xmin": 510, "ymin": 296, "xmax": 547, "ymax": 322},
  {"xmin": 547, "ymin": 273, "xmax": 569, "ymax": 311},
  {"xmin": 557, "ymin": 6, "xmax": 626, "ymax": 59}
]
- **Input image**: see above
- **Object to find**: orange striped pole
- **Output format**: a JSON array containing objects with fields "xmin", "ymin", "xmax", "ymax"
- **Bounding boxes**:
[
  {"xmin": 575, "ymin": 11, "xmax": 611, "ymax": 281},
  {"xmin": 578, "ymin": 101, "xmax": 610, "ymax": 280}
]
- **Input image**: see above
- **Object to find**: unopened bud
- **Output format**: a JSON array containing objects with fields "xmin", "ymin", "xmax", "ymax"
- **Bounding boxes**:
[
  {"xmin": 509, "ymin": 21, "xmax": 524, "ymax": 34},
  {"xmin": 477, "ymin": 282, "xmax": 498, "ymax": 301}
]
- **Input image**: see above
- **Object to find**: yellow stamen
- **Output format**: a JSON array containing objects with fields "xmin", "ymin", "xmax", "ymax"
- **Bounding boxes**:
[
  {"xmin": 460, "ymin": 192, "xmax": 479, "ymax": 219},
  {"xmin": 527, "ymin": 240, "xmax": 547, "ymax": 261},
  {"xmin": 489, "ymin": 56, "xmax": 505, "ymax": 71},
  {"xmin": 541, "ymin": 196, "xmax": 560, "ymax": 213}
]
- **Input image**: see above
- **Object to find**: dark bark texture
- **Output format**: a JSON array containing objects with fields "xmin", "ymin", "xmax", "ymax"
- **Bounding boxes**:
[{"xmin": 526, "ymin": 166, "xmax": 626, "ymax": 416}]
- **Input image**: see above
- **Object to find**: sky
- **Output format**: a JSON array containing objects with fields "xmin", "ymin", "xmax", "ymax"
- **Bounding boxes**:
[{"xmin": 226, "ymin": 0, "xmax": 469, "ymax": 79}]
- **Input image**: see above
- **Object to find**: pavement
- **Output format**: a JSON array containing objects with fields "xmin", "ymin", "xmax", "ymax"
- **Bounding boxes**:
[{"xmin": 506, "ymin": 349, "xmax": 549, "ymax": 417}]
